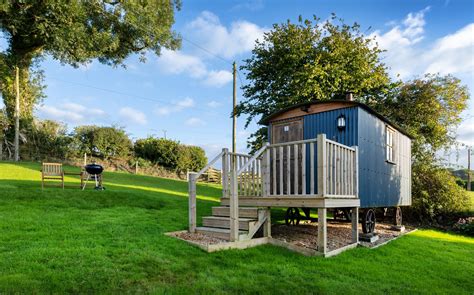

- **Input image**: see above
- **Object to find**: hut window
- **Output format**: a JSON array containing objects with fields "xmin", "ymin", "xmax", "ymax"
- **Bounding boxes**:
[
  {"xmin": 386, "ymin": 126, "xmax": 396, "ymax": 164},
  {"xmin": 284, "ymin": 126, "xmax": 289, "ymax": 132}
]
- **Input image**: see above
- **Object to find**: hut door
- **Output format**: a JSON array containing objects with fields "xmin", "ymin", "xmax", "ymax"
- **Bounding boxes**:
[{"xmin": 271, "ymin": 119, "xmax": 303, "ymax": 195}]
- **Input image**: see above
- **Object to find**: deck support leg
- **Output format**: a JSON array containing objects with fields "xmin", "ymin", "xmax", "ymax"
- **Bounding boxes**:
[
  {"xmin": 263, "ymin": 207, "xmax": 272, "ymax": 238},
  {"xmin": 351, "ymin": 207, "xmax": 359, "ymax": 243},
  {"xmin": 317, "ymin": 208, "xmax": 327, "ymax": 254},
  {"xmin": 188, "ymin": 172, "xmax": 197, "ymax": 233},
  {"xmin": 229, "ymin": 168, "xmax": 239, "ymax": 242}
]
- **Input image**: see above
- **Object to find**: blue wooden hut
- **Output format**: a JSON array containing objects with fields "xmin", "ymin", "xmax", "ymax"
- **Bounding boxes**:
[
  {"xmin": 187, "ymin": 94, "xmax": 412, "ymax": 252},
  {"xmin": 261, "ymin": 95, "xmax": 412, "ymax": 230}
]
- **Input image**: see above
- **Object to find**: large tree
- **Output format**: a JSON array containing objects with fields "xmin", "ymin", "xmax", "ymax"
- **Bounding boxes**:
[
  {"xmin": 0, "ymin": 0, "xmax": 181, "ymax": 120},
  {"xmin": 238, "ymin": 16, "xmax": 471, "ymax": 220},
  {"xmin": 236, "ymin": 15, "xmax": 391, "ymax": 150},
  {"xmin": 372, "ymin": 75, "xmax": 470, "ymax": 220}
]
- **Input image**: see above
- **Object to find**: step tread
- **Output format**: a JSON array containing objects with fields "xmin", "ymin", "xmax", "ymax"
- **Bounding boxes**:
[
  {"xmin": 212, "ymin": 206, "xmax": 259, "ymax": 210},
  {"xmin": 203, "ymin": 216, "xmax": 257, "ymax": 222},
  {"xmin": 195, "ymin": 227, "xmax": 246, "ymax": 234}
]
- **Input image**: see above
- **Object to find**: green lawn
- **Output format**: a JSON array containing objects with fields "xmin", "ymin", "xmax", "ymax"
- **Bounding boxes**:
[{"xmin": 0, "ymin": 162, "xmax": 473, "ymax": 294}]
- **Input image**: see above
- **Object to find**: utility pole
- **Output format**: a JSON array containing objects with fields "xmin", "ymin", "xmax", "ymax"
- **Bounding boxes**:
[
  {"xmin": 468, "ymin": 148, "xmax": 471, "ymax": 191},
  {"xmin": 162, "ymin": 129, "xmax": 167, "ymax": 139},
  {"xmin": 14, "ymin": 66, "xmax": 20, "ymax": 162},
  {"xmin": 232, "ymin": 62, "xmax": 237, "ymax": 154}
]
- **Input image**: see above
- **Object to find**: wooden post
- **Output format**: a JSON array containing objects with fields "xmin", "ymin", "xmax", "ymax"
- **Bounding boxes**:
[
  {"xmin": 263, "ymin": 207, "xmax": 272, "ymax": 237},
  {"xmin": 317, "ymin": 208, "xmax": 327, "ymax": 254},
  {"xmin": 135, "ymin": 161, "xmax": 138, "ymax": 174},
  {"xmin": 222, "ymin": 148, "xmax": 229, "ymax": 198},
  {"xmin": 83, "ymin": 153, "xmax": 87, "ymax": 166},
  {"xmin": 352, "ymin": 207, "xmax": 359, "ymax": 243},
  {"xmin": 317, "ymin": 134, "xmax": 327, "ymax": 197},
  {"xmin": 264, "ymin": 149, "xmax": 271, "ymax": 197},
  {"xmin": 232, "ymin": 62, "xmax": 237, "ymax": 154},
  {"xmin": 229, "ymin": 167, "xmax": 239, "ymax": 241},
  {"xmin": 188, "ymin": 172, "xmax": 198, "ymax": 233},
  {"xmin": 352, "ymin": 146, "xmax": 359, "ymax": 198},
  {"xmin": 14, "ymin": 66, "xmax": 20, "ymax": 162},
  {"xmin": 468, "ymin": 148, "xmax": 471, "ymax": 191}
]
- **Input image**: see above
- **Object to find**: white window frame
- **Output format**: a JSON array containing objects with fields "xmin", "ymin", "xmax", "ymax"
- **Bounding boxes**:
[{"xmin": 386, "ymin": 126, "xmax": 397, "ymax": 164}]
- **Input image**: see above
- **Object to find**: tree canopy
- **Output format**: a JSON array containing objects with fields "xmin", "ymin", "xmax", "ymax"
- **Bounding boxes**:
[
  {"xmin": 238, "ymin": 15, "xmax": 471, "ymax": 220},
  {"xmin": 236, "ymin": 15, "xmax": 391, "ymax": 131},
  {"xmin": 0, "ymin": 0, "xmax": 181, "ymax": 119}
]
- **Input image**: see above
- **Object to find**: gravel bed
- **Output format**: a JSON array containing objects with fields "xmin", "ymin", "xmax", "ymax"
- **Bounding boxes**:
[
  {"xmin": 169, "ymin": 222, "xmax": 414, "ymax": 252},
  {"xmin": 170, "ymin": 231, "xmax": 227, "ymax": 246},
  {"xmin": 272, "ymin": 221, "xmax": 414, "ymax": 251}
]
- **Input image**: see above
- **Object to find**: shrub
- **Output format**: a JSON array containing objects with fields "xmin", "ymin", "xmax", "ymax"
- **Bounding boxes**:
[
  {"xmin": 407, "ymin": 161, "xmax": 470, "ymax": 222},
  {"xmin": 22, "ymin": 119, "xmax": 72, "ymax": 160},
  {"xmin": 72, "ymin": 125, "xmax": 132, "ymax": 159},
  {"xmin": 134, "ymin": 137, "xmax": 207, "ymax": 174},
  {"xmin": 176, "ymin": 145, "xmax": 207, "ymax": 175},
  {"xmin": 134, "ymin": 137, "xmax": 180, "ymax": 168}
]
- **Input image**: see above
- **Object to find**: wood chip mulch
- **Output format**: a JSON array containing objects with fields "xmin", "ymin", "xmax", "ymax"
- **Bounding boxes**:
[
  {"xmin": 169, "ymin": 231, "xmax": 227, "ymax": 246},
  {"xmin": 272, "ymin": 221, "xmax": 415, "ymax": 251}
]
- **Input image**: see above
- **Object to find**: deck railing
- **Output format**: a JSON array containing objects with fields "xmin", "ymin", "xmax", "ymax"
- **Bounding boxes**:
[{"xmin": 188, "ymin": 133, "xmax": 359, "ymax": 240}]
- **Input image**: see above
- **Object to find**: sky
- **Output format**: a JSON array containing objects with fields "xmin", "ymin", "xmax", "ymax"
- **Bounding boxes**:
[{"xmin": 4, "ymin": 0, "xmax": 474, "ymax": 168}]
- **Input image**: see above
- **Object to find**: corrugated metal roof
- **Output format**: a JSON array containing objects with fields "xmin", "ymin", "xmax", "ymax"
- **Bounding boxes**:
[{"xmin": 260, "ymin": 100, "xmax": 413, "ymax": 139}]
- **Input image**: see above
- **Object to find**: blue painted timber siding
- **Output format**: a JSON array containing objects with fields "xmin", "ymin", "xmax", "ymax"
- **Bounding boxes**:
[
  {"xmin": 268, "ymin": 105, "xmax": 411, "ymax": 208},
  {"xmin": 357, "ymin": 108, "xmax": 411, "ymax": 207},
  {"xmin": 302, "ymin": 107, "xmax": 359, "ymax": 195}
]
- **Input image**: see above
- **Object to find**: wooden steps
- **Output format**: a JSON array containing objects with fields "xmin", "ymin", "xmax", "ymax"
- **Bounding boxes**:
[
  {"xmin": 195, "ymin": 227, "xmax": 246, "ymax": 240},
  {"xmin": 212, "ymin": 206, "xmax": 259, "ymax": 218},
  {"xmin": 196, "ymin": 205, "xmax": 262, "ymax": 240},
  {"xmin": 202, "ymin": 216, "xmax": 256, "ymax": 230}
]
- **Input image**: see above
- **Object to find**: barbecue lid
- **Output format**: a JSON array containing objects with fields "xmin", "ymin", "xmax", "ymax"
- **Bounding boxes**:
[{"xmin": 85, "ymin": 163, "xmax": 103, "ymax": 175}]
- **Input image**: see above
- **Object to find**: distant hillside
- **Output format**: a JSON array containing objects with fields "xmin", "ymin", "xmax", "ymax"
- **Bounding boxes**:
[{"xmin": 450, "ymin": 169, "xmax": 473, "ymax": 181}]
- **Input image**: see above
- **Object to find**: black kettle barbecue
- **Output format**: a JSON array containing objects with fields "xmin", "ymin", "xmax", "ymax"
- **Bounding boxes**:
[{"xmin": 82, "ymin": 163, "xmax": 105, "ymax": 190}]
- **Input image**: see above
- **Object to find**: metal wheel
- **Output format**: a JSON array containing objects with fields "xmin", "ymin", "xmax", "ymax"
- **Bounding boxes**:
[
  {"xmin": 343, "ymin": 209, "xmax": 352, "ymax": 221},
  {"xmin": 285, "ymin": 207, "xmax": 301, "ymax": 226},
  {"xmin": 394, "ymin": 207, "xmax": 402, "ymax": 226},
  {"xmin": 362, "ymin": 209, "xmax": 376, "ymax": 234},
  {"xmin": 333, "ymin": 209, "xmax": 344, "ymax": 220}
]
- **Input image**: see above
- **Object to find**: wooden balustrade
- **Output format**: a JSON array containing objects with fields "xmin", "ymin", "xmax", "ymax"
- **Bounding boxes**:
[{"xmin": 188, "ymin": 134, "xmax": 359, "ymax": 238}]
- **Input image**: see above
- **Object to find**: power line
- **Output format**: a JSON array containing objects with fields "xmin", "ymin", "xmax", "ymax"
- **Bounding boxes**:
[
  {"xmin": 48, "ymin": 76, "xmax": 220, "ymax": 116},
  {"xmin": 181, "ymin": 35, "xmax": 247, "ymax": 88},
  {"xmin": 181, "ymin": 36, "xmax": 233, "ymax": 65}
]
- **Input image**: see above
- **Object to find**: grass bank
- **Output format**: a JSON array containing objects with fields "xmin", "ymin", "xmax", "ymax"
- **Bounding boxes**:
[{"xmin": 0, "ymin": 162, "xmax": 473, "ymax": 294}]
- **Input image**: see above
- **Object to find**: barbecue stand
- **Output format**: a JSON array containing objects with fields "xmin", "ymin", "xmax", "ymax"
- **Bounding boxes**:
[{"xmin": 82, "ymin": 163, "xmax": 105, "ymax": 190}]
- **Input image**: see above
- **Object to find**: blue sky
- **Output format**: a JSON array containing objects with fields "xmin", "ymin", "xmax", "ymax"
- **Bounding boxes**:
[{"xmin": 6, "ymin": 0, "xmax": 474, "ymax": 167}]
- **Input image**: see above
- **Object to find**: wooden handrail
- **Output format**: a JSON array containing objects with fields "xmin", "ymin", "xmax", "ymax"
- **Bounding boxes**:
[
  {"xmin": 269, "ymin": 138, "xmax": 317, "ymax": 148},
  {"xmin": 236, "ymin": 143, "xmax": 269, "ymax": 175},
  {"xmin": 194, "ymin": 150, "xmax": 225, "ymax": 179}
]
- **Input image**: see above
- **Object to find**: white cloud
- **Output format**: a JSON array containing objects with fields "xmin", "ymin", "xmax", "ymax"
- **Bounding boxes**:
[
  {"xmin": 185, "ymin": 117, "xmax": 206, "ymax": 126},
  {"xmin": 203, "ymin": 70, "xmax": 233, "ymax": 87},
  {"xmin": 155, "ymin": 97, "xmax": 195, "ymax": 116},
  {"xmin": 371, "ymin": 7, "xmax": 474, "ymax": 79},
  {"xmin": 187, "ymin": 11, "xmax": 267, "ymax": 59},
  {"xmin": 424, "ymin": 23, "xmax": 474, "ymax": 75},
  {"xmin": 37, "ymin": 102, "xmax": 106, "ymax": 124},
  {"xmin": 207, "ymin": 100, "xmax": 222, "ymax": 108},
  {"xmin": 157, "ymin": 49, "xmax": 207, "ymax": 78},
  {"xmin": 62, "ymin": 102, "xmax": 104, "ymax": 116},
  {"xmin": 176, "ymin": 97, "xmax": 195, "ymax": 108},
  {"xmin": 119, "ymin": 107, "xmax": 147, "ymax": 125},
  {"xmin": 156, "ymin": 49, "xmax": 233, "ymax": 87},
  {"xmin": 156, "ymin": 11, "xmax": 265, "ymax": 87},
  {"xmin": 37, "ymin": 105, "xmax": 84, "ymax": 123}
]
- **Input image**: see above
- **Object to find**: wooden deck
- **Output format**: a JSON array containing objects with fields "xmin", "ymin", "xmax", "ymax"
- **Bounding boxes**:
[
  {"xmin": 220, "ymin": 196, "xmax": 360, "ymax": 208},
  {"xmin": 187, "ymin": 133, "xmax": 360, "ymax": 253}
]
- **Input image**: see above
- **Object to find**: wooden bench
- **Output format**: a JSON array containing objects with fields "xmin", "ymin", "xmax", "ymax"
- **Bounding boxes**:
[{"xmin": 41, "ymin": 163, "xmax": 64, "ymax": 190}]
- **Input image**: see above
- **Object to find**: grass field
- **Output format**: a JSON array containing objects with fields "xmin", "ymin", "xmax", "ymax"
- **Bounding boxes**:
[{"xmin": 0, "ymin": 162, "xmax": 473, "ymax": 294}]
